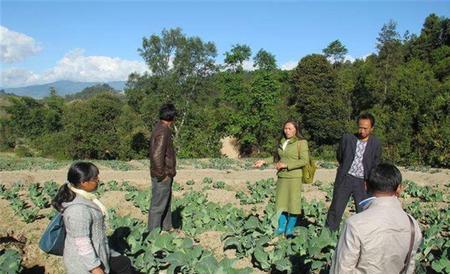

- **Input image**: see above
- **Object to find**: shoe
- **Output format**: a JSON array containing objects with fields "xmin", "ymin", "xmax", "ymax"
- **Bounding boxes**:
[
  {"xmin": 285, "ymin": 215, "xmax": 298, "ymax": 237},
  {"xmin": 275, "ymin": 213, "xmax": 288, "ymax": 235}
]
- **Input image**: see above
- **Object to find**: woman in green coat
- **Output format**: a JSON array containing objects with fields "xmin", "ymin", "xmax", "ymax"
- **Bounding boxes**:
[{"xmin": 255, "ymin": 119, "xmax": 309, "ymax": 237}]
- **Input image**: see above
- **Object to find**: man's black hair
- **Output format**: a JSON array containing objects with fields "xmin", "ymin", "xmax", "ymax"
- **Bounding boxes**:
[
  {"xmin": 159, "ymin": 103, "xmax": 177, "ymax": 121},
  {"xmin": 367, "ymin": 163, "xmax": 402, "ymax": 193},
  {"xmin": 357, "ymin": 112, "xmax": 375, "ymax": 127}
]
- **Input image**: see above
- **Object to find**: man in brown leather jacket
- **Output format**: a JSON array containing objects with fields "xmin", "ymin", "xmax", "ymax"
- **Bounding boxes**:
[{"xmin": 148, "ymin": 103, "xmax": 177, "ymax": 231}]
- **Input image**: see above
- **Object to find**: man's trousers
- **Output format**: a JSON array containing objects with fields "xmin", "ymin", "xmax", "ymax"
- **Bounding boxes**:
[
  {"xmin": 325, "ymin": 174, "xmax": 367, "ymax": 231},
  {"xmin": 148, "ymin": 177, "xmax": 173, "ymax": 231}
]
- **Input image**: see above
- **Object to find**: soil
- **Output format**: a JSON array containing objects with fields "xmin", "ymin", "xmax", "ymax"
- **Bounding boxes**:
[{"xmin": 0, "ymin": 165, "xmax": 448, "ymax": 274}]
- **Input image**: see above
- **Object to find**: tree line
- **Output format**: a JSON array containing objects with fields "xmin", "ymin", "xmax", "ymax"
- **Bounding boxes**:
[{"xmin": 0, "ymin": 14, "xmax": 449, "ymax": 167}]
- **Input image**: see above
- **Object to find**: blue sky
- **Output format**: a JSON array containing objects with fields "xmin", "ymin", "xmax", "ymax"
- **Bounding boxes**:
[{"xmin": 1, "ymin": 1, "xmax": 449, "ymax": 88}]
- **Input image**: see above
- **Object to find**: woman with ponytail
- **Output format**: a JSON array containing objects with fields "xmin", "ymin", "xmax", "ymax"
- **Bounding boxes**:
[
  {"xmin": 254, "ymin": 120, "xmax": 309, "ymax": 238},
  {"xmin": 52, "ymin": 162, "xmax": 131, "ymax": 274}
]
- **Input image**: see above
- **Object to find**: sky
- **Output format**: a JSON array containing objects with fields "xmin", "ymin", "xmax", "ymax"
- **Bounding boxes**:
[{"xmin": 1, "ymin": 0, "xmax": 449, "ymax": 88}]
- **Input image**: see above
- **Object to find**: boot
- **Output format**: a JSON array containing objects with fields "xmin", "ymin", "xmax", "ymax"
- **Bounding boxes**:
[
  {"xmin": 275, "ymin": 212, "xmax": 288, "ymax": 235},
  {"xmin": 285, "ymin": 215, "xmax": 298, "ymax": 238}
]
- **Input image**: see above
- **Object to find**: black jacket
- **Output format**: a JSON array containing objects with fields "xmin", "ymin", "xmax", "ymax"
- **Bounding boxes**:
[{"xmin": 335, "ymin": 133, "xmax": 382, "ymax": 184}]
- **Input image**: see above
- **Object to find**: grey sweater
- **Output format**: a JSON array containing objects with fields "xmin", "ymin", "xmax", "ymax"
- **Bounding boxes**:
[{"xmin": 62, "ymin": 195, "xmax": 111, "ymax": 274}]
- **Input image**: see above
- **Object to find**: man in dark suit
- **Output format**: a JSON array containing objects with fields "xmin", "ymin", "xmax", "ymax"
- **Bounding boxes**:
[{"xmin": 325, "ymin": 113, "xmax": 382, "ymax": 231}]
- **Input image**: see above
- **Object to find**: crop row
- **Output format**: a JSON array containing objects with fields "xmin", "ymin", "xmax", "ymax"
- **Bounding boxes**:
[{"xmin": 0, "ymin": 178, "xmax": 449, "ymax": 273}]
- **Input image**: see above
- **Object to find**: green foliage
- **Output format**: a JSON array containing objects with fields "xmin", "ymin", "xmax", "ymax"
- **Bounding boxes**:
[
  {"xmin": 124, "ymin": 188, "xmax": 151, "ymax": 214},
  {"xmin": 323, "ymin": 39, "xmax": 348, "ymax": 64},
  {"xmin": 0, "ymin": 155, "xmax": 68, "ymax": 171},
  {"xmin": 0, "ymin": 177, "xmax": 448, "ymax": 273},
  {"xmin": 1, "ymin": 15, "xmax": 449, "ymax": 167},
  {"xmin": 0, "ymin": 183, "xmax": 39, "ymax": 223},
  {"xmin": 0, "ymin": 249, "xmax": 22, "ymax": 274},
  {"xmin": 202, "ymin": 177, "xmax": 213, "ymax": 185},
  {"xmin": 253, "ymin": 49, "xmax": 277, "ymax": 71},
  {"xmin": 224, "ymin": 44, "xmax": 252, "ymax": 72},
  {"xmin": 290, "ymin": 54, "xmax": 350, "ymax": 145},
  {"xmin": 401, "ymin": 180, "xmax": 445, "ymax": 202},
  {"xmin": 28, "ymin": 183, "xmax": 51, "ymax": 209},
  {"xmin": 95, "ymin": 160, "xmax": 135, "ymax": 171},
  {"xmin": 65, "ymin": 84, "xmax": 120, "ymax": 101},
  {"xmin": 220, "ymin": 70, "xmax": 284, "ymax": 156},
  {"xmin": 107, "ymin": 209, "xmax": 252, "ymax": 274},
  {"xmin": 235, "ymin": 178, "xmax": 276, "ymax": 205},
  {"xmin": 63, "ymin": 93, "xmax": 123, "ymax": 159},
  {"xmin": 212, "ymin": 180, "xmax": 225, "ymax": 189},
  {"xmin": 172, "ymin": 191, "xmax": 245, "ymax": 237}
]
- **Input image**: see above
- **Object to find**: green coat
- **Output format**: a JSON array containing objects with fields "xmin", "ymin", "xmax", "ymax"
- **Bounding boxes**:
[{"xmin": 277, "ymin": 137, "xmax": 309, "ymax": 179}]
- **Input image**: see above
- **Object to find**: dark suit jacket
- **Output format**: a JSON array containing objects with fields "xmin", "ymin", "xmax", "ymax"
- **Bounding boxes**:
[{"xmin": 335, "ymin": 133, "xmax": 382, "ymax": 185}]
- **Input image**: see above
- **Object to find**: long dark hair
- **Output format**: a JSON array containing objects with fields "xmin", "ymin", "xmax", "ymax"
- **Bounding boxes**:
[
  {"xmin": 273, "ymin": 119, "xmax": 304, "ymax": 161},
  {"xmin": 52, "ymin": 162, "xmax": 99, "ymax": 212},
  {"xmin": 281, "ymin": 119, "xmax": 303, "ymax": 140}
]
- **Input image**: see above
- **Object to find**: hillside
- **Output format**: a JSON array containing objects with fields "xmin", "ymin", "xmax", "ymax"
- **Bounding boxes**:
[{"xmin": 1, "ymin": 80, "xmax": 126, "ymax": 98}]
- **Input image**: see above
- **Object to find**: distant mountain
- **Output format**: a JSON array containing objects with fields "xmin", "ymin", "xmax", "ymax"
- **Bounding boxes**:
[{"xmin": 1, "ymin": 80, "xmax": 126, "ymax": 98}]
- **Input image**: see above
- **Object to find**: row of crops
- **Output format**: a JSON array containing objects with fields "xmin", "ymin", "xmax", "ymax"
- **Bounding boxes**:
[
  {"xmin": 0, "ymin": 176, "xmax": 449, "ymax": 273},
  {"xmin": 2, "ymin": 154, "xmax": 444, "ymax": 172},
  {"xmin": 0, "ymin": 155, "xmax": 344, "ymax": 172}
]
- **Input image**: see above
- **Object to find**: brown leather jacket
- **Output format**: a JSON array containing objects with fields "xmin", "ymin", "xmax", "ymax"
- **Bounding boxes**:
[{"xmin": 149, "ymin": 121, "xmax": 176, "ymax": 179}]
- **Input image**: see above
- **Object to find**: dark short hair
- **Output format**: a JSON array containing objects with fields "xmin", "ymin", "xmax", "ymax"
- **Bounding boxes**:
[
  {"xmin": 357, "ymin": 113, "xmax": 375, "ymax": 127},
  {"xmin": 159, "ymin": 103, "xmax": 177, "ymax": 121},
  {"xmin": 367, "ymin": 163, "xmax": 402, "ymax": 193}
]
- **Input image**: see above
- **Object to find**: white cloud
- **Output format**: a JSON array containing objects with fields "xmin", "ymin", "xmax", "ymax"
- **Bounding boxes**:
[
  {"xmin": 344, "ymin": 55, "xmax": 356, "ymax": 63},
  {"xmin": 281, "ymin": 60, "xmax": 298, "ymax": 71},
  {"xmin": 360, "ymin": 53, "xmax": 373, "ymax": 61},
  {"xmin": 342, "ymin": 53, "xmax": 374, "ymax": 63},
  {"xmin": 0, "ymin": 26, "xmax": 42, "ymax": 63},
  {"xmin": 242, "ymin": 60, "xmax": 255, "ymax": 71},
  {"xmin": 40, "ymin": 49, "xmax": 148, "ymax": 83},
  {"xmin": 1, "ymin": 49, "xmax": 149, "ymax": 87},
  {"xmin": 0, "ymin": 68, "xmax": 40, "ymax": 87}
]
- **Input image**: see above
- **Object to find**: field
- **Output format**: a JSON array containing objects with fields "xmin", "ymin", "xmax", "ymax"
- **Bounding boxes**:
[{"xmin": 0, "ymin": 155, "xmax": 449, "ymax": 274}]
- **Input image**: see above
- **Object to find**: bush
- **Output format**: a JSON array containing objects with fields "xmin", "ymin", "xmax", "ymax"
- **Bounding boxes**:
[{"xmin": 14, "ymin": 145, "xmax": 34, "ymax": 157}]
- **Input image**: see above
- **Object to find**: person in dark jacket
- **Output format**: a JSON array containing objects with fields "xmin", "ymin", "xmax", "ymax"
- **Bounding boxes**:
[
  {"xmin": 148, "ymin": 103, "xmax": 177, "ymax": 231},
  {"xmin": 325, "ymin": 113, "xmax": 382, "ymax": 231}
]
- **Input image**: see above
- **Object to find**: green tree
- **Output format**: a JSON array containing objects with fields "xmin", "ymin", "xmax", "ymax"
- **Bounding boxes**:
[
  {"xmin": 322, "ymin": 39, "xmax": 348, "ymax": 65},
  {"xmin": 5, "ymin": 96, "xmax": 46, "ymax": 138},
  {"xmin": 139, "ymin": 28, "xmax": 183, "ymax": 77},
  {"xmin": 219, "ymin": 70, "xmax": 282, "ymax": 156},
  {"xmin": 351, "ymin": 56, "xmax": 384, "ymax": 116},
  {"xmin": 224, "ymin": 44, "xmax": 252, "ymax": 72},
  {"xmin": 422, "ymin": 14, "xmax": 443, "ymax": 50},
  {"xmin": 376, "ymin": 20, "xmax": 404, "ymax": 100},
  {"xmin": 65, "ymin": 84, "xmax": 118, "ymax": 101},
  {"xmin": 136, "ymin": 28, "xmax": 218, "ymax": 145},
  {"xmin": 431, "ymin": 45, "xmax": 450, "ymax": 81},
  {"xmin": 116, "ymin": 105, "xmax": 149, "ymax": 159},
  {"xmin": 290, "ymin": 54, "xmax": 349, "ymax": 146},
  {"xmin": 375, "ymin": 59, "xmax": 438, "ymax": 164},
  {"xmin": 63, "ymin": 93, "xmax": 123, "ymax": 159},
  {"xmin": 43, "ymin": 88, "xmax": 65, "ymax": 132},
  {"xmin": 253, "ymin": 49, "xmax": 277, "ymax": 71},
  {"xmin": 416, "ymin": 79, "xmax": 450, "ymax": 167}
]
